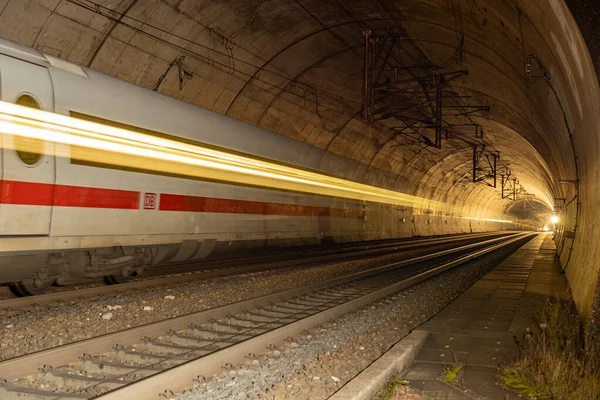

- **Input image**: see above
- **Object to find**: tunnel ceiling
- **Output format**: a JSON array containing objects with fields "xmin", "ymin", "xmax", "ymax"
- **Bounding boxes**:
[{"xmin": 0, "ymin": 0, "xmax": 594, "ymax": 222}]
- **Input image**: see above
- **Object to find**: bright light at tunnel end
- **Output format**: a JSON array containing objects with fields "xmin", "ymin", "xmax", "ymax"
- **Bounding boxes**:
[{"xmin": 550, "ymin": 215, "xmax": 559, "ymax": 224}]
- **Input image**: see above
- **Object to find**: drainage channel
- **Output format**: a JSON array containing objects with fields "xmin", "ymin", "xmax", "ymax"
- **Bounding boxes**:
[{"xmin": 0, "ymin": 232, "xmax": 533, "ymax": 400}]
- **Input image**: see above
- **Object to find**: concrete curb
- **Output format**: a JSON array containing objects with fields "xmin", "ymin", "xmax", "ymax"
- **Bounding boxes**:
[{"xmin": 328, "ymin": 330, "xmax": 429, "ymax": 400}]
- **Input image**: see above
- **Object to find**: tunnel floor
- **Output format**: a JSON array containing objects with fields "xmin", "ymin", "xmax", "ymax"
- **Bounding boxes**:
[{"xmin": 401, "ymin": 233, "xmax": 568, "ymax": 399}]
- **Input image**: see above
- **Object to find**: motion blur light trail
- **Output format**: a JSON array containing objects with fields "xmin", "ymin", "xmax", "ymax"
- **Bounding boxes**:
[
  {"xmin": 0, "ymin": 101, "xmax": 442, "ymax": 209},
  {"xmin": 0, "ymin": 100, "xmax": 509, "ymax": 223},
  {"xmin": 461, "ymin": 217, "xmax": 512, "ymax": 223}
]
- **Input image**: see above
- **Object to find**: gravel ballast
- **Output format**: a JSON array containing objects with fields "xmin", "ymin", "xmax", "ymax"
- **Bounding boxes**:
[{"xmin": 176, "ymin": 238, "xmax": 530, "ymax": 400}]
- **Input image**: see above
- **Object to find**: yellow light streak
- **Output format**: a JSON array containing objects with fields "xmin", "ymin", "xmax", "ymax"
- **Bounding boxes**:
[
  {"xmin": 0, "ymin": 99, "xmax": 507, "ymax": 224},
  {"xmin": 460, "ymin": 217, "xmax": 513, "ymax": 223}
]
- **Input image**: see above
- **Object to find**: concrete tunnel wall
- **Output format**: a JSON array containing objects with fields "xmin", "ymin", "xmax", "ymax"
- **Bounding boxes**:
[{"xmin": 0, "ymin": 0, "xmax": 599, "ymax": 318}]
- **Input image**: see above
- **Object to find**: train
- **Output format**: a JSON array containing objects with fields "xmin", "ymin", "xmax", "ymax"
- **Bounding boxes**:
[{"xmin": 0, "ymin": 38, "xmax": 508, "ymax": 296}]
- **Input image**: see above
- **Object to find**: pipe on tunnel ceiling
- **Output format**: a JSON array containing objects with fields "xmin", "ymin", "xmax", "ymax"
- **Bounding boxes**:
[{"xmin": 543, "ymin": 76, "xmax": 581, "ymax": 273}]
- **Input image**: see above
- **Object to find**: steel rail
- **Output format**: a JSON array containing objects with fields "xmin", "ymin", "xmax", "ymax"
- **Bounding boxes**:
[
  {"xmin": 0, "ymin": 231, "xmax": 511, "ymax": 311},
  {"xmin": 0, "ymin": 231, "xmax": 532, "ymax": 396},
  {"xmin": 94, "ymin": 232, "xmax": 534, "ymax": 399}
]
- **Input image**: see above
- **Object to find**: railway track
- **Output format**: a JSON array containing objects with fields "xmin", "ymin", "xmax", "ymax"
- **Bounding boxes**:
[
  {"xmin": 0, "ymin": 231, "xmax": 511, "ymax": 312},
  {"xmin": 0, "ymin": 232, "xmax": 533, "ymax": 400},
  {"xmin": 145, "ymin": 231, "xmax": 507, "ymax": 274}
]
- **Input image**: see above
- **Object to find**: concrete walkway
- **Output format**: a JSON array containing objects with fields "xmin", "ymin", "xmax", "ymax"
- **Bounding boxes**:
[{"xmin": 401, "ymin": 233, "xmax": 569, "ymax": 399}]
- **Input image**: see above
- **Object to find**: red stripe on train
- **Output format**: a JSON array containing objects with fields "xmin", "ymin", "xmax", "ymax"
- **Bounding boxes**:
[
  {"xmin": 0, "ymin": 180, "xmax": 54, "ymax": 206},
  {"xmin": 158, "ymin": 193, "xmax": 343, "ymax": 217},
  {"xmin": 0, "ymin": 180, "xmax": 139, "ymax": 209},
  {"xmin": 53, "ymin": 185, "xmax": 139, "ymax": 209},
  {"xmin": 0, "ymin": 180, "xmax": 359, "ymax": 217}
]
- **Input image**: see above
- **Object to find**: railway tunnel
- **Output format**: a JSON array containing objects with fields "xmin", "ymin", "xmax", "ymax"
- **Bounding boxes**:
[
  {"xmin": 0, "ymin": 0, "xmax": 598, "ymax": 319},
  {"xmin": 1, "ymin": 1, "xmax": 600, "ymax": 399}
]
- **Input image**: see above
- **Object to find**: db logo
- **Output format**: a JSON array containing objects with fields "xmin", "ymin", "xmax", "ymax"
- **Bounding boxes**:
[{"xmin": 143, "ymin": 193, "xmax": 157, "ymax": 210}]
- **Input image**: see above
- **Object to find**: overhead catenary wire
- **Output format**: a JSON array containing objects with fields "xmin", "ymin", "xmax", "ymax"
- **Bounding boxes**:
[{"xmin": 70, "ymin": 0, "xmax": 480, "ymax": 150}]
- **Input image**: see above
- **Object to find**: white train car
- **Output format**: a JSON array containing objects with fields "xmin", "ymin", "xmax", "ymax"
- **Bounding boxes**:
[
  {"xmin": 0, "ymin": 39, "xmax": 382, "ymax": 295},
  {"xmin": 0, "ymin": 39, "xmax": 510, "ymax": 295}
]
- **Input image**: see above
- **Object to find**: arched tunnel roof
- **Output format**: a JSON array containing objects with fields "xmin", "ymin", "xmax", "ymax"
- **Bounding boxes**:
[{"xmin": 0, "ymin": 0, "xmax": 599, "ymax": 315}]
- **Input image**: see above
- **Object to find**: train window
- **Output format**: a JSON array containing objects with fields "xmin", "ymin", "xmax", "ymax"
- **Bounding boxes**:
[{"xmin": 14, "ymin": 94, "xmax": 44, "ymax": 166}]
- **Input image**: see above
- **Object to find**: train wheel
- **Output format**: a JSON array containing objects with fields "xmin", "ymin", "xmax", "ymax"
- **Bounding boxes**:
[
  {"xmin": 104, "ymin": 273, "xmax": 133, "ymax": 285},
  {"xmin": 9, "ymin": 278, "xmax": 52, "ymax": 296}
]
